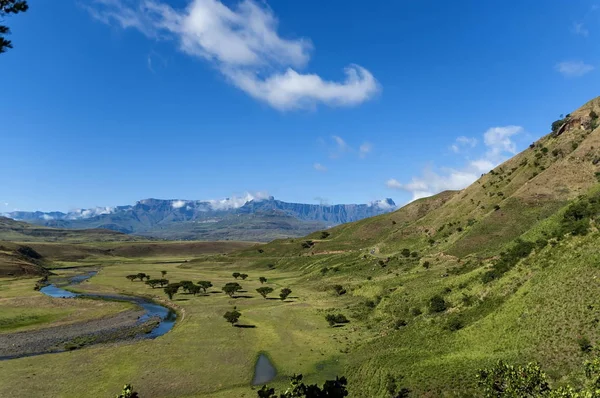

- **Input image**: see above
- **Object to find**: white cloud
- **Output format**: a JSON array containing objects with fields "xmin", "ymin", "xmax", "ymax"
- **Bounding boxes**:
[
  {"xmin": 573, "ymin": 22, "xmax": 589, "ymax": 37},
  {"xmin": 67, "ymin": 206, "xmax": 117, "ymax": 219},
  {"xmin": 86, "ymin": 0, "xmax": 379, "ymax": 110},
  {"xmin": 450, "ymin": 136, "xmax": 477, "ymax": 153},
  {"xmin": 313, "ymin": 163, "xmax": 327, "ymax": 172},
  {"xmin": 483, "ymin": 125, "xmax": 523, "ymax": 158},
  {"xmin": 387, "ymin": 126, "xmax": 524, "ymax": 201},
  {"xmin": 359, "ymin": 142, "xmax": 373, "ymax": 158},
  {"xmin": 369, "ymin": 198, "xmax": 396, "ymax": 209},
  {"xmin": 555, "ymin": 61, "xmax": 594, "ymax": 77},
  {"xmin": 171, "ymin": 199, "xmax": 187, "ymax": 209},
  {"xmin": 206, "ymin": 191, "xmax": 270, "ymax": 210}
]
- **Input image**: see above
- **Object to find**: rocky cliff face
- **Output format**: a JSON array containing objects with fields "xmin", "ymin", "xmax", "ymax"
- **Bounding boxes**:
[{"xmin": 4, "ymin": 197, "xmax": 396, "ymax": 240}]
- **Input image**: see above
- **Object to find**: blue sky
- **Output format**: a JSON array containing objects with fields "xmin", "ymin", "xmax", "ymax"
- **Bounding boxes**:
[{"xmin": 1, "ymin": 0, "xmax": 599, "ymax": 212}]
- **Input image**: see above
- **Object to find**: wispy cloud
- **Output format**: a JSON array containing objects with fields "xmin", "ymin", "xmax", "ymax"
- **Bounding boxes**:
[
  {"xmin": 359, "ymin": 142, "xmax": 373, "ymax": 158},
  {"xmin": 387, "ymin": 126, "xmax": 524, "ymax": 201},
  {"xmin": 313, "ymin": 163, "xmax": 327, "ymax": 172},
  {"xmin": 85, "ymin": 0, "xmax": 380, "ymax": 110},
  {"xmin": 555, "ymin": 60, "xmax": 594, "ymax": 77},
  {"xmin": 449, "ymin": 136, "xmax": 477, "ymax": 153},
  {"xmin": 573, "ymin": 22, "xmax": 589, "ymax": 37}
]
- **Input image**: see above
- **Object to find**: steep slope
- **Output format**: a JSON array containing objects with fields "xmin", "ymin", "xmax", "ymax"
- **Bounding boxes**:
[{"xmin": 251, "ymin": 96, "xmax": 600, "ymax": 260}]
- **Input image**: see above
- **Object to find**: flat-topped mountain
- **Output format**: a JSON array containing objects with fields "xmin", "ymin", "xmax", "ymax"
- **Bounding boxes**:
[{"xmin": 4, "ymin": 197, "xmax": 396, "ymax": 241}]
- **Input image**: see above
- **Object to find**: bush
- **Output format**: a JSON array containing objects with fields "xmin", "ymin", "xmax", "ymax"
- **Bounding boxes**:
[
  {"xmin": 320, "ymin": 231, "xmax": 330, "ymax": 239},
  {"xmin": 394, "ymin": 319, "xmax": 407, "ymax": 329},
  {"xmin": 333, "ymin": 284, "xmax": 347, "ymax": 296},
  {"xmin": 552, "ymin": 118, "xmax": 566, "ymax": 132},
  {"xmin": 410, "ymin": 307, "xmax": 422, "ymax": 316},
  {"xmin": 422, "ymin": 261, "xmax": 430, "ymax": 269},
  {"xmin": 401, "ymin": 248, "xmax": 411, "ymax": 257},
  {"xmin": 429, "ymin": 295, "xmax": 447, "ymax": 313},
  {"xmin": 446, "ymin": 317, "xmax": 463, "ymax": 331},
  {"xmin": 325, "ymin": 313, "xmax": 349, "ymax": 327},
  {"xmin": 577, "ymin": 336, "xmax": 593, "ymax": 353}
]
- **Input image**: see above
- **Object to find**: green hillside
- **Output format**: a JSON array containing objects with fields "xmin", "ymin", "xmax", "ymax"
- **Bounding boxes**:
[{"xmin": 220, "ymin": 96, "xmax": 600, "ymax": 395}]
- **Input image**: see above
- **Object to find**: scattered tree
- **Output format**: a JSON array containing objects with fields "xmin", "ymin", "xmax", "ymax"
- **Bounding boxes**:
[
  {"xmin": 136, "ymin": 273, "xmax": 147, "ymax": 282},
  {"xmin": 232, "ymin": 272, "xmax": 241, "ymax": 279},
  {"xmin": 159, "ymin": 279, "xmax": 169, "ymax": 287},
  {"xmin": 223, "ymin": 308, "xmax": 241, "ymax": 326},
  {"xmin": 259, "ymin": 277, "xmax": 267, "ymax": 284},
  {"xmin": 256, "ymin": 286, "xmax": 274, "ymax": 298},
  {"xmin": 279, "ymin": 288, "xmax": 292, "ymax": 301},
  {"xmin": 164, "ymin": 284, "xmax": 180, "ymax": 300},
  {"xmin": 161, "ymin": 270, "xmax": 167, "ymax": 277},
  {"xmin": 126, "ymin": 275, "xmax": 137, "ymax": 282},
  {"xmin": 240, "ymin": 273, "xmax": 249, "ymax": 280},
  {"xmin": 222, "ymin": 282, "xmax": 243, "ymax": 298},
  {"xmin": 320, "ymin": 231, "xmax": 330, "ymax": 239},
  {"xmin": 0, "ymin": 0, "xmax": 29, "ymax": 54},
  {"xmin": 145, "ymin": 279, "xmax": 161, "ymax": 288},
  {"xmin": 180, "ymin": 281, "xmax": 195, "ymax": 293},
  {"xmin": 197, "ymin": 281, "xmax": 212, "ymax": 293},
  {"xmin": 189, "ymin": 285, "xmax": 202, "ymax": 296},
  {"xmin": 401, "ymin": 248, "xmax": 411, "ymax": 257}
]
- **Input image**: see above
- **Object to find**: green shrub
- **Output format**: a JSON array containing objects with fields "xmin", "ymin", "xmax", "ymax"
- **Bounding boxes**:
[
  {"xmin": 446, "ymin": 317, "xmax": 463, "ymax": 331},
  {"xmin": 429, "ymin": 295, "xmax": 447, "ymax": 313},
  {"xmin": 410, "ymin": 307, "xmax": 422, "ymax": 316},
  {"xmin": 577, "ymin": 336, "xmax": 593, "ymax": 353}
]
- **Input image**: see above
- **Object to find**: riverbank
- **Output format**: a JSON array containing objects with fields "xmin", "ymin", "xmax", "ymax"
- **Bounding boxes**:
[{"xmin": 0, "ymin": 307, "xmax": 154, "ymax": 359}]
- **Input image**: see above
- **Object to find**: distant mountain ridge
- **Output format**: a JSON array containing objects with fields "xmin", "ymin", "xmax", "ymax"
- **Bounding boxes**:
[{"xmin": 4, "ymin": 196, "xmax": 396, "ymax": 241}]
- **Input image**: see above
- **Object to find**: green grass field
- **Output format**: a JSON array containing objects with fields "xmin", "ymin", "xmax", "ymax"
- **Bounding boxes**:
[{"xmin": 0, "ymin": 255, "xmax": 363, "ymax": 397}]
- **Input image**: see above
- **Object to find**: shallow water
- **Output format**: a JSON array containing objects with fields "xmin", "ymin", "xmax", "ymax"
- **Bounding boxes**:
[
  {"xmin": 40, "ymin": 271, "xmax": 176, "ymax": 339},
  {"xmin": 252, "ymin": 353, "xmax": 277, "ymax": 385}
]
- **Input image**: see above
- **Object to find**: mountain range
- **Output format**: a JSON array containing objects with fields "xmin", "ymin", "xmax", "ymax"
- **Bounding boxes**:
[{"xmin": 4, "ymin": 196, "xmax": 396, "ymax": 241}]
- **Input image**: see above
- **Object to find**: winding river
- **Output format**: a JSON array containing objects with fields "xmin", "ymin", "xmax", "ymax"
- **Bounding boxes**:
[
  {"xmin": 40, "ymin": 271, "xmax": 177, "ymax": 339},
  {"xmin": 0, "ymin": 271, "xmax": 177, "ymax": 360}
]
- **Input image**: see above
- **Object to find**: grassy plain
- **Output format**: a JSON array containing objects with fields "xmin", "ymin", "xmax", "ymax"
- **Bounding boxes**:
[{"xmin": 0, "ymin": 252, "xmax": 363, "ymax": 397}]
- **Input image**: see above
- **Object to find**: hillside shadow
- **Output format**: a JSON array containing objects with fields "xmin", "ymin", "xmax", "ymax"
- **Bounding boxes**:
[
  {"xmin": 234, "ymin": 295, "xmax": 254, "ymax": 299},
  {"xmin": 176, "ymin": 298, "xmax": 190, "ymax": 301},
  {"xmin": 266, "ymin": 297, "xmax": 281, "ymax": 301},
  {"xmin": 234, "ymin": 324, "xmax": 256, "ymax": 329}
]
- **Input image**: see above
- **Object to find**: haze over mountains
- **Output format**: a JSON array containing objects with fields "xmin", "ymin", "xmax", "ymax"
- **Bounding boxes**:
[{"xmin": 3, "ymin": 196, "xmax": 396, "ymax": 241}]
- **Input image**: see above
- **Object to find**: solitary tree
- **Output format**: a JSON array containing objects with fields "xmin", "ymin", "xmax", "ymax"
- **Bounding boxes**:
[
  {"xmin": 126, "ymin": 275, "xmax": 137, "ymax": 282},
  {"xmin": 429, "ymin": 295, "xmax": 447, "ymax": 313},
  {"xmin": 197, "ymin": 281, "xmax": 212, "ymax": 293},
  {"xmin": 223, "ymin": 309, "xmax": 241, "ymax": 326},
  {"xmin": 240, "ymin": 273, "xmax": 249, "ymax": 280},
  {"xmin": 164, "ymin": 284, "xmax": 180, "ymax": 300},
  {"xmin": 222, "ymin": 282, "xmax": 243, "ymax": 298},
  {"xmin": 161, "ymin": 270, "xmax": 167, "ymax": 277},
  {"xmin": 256, "ymin": 286, "xmax": 274, "ymax": 299},
  {"xmin": 232, "ymin": 272, "xmax": 241, "ymax": 279},
  {"xmin": 0, "ymin": 0, "xmax": 29, "ymax": 54},
  {"xmin": 136, "ymin": 273, "xmax": 147, "ymax": 281},
  {"xmin": 259, "ymin": 277, "xmax": 267, "ymax": 284},
  {"xmin": 280, "ymin": 288, "xmax": 292, "ymax": 301}
]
